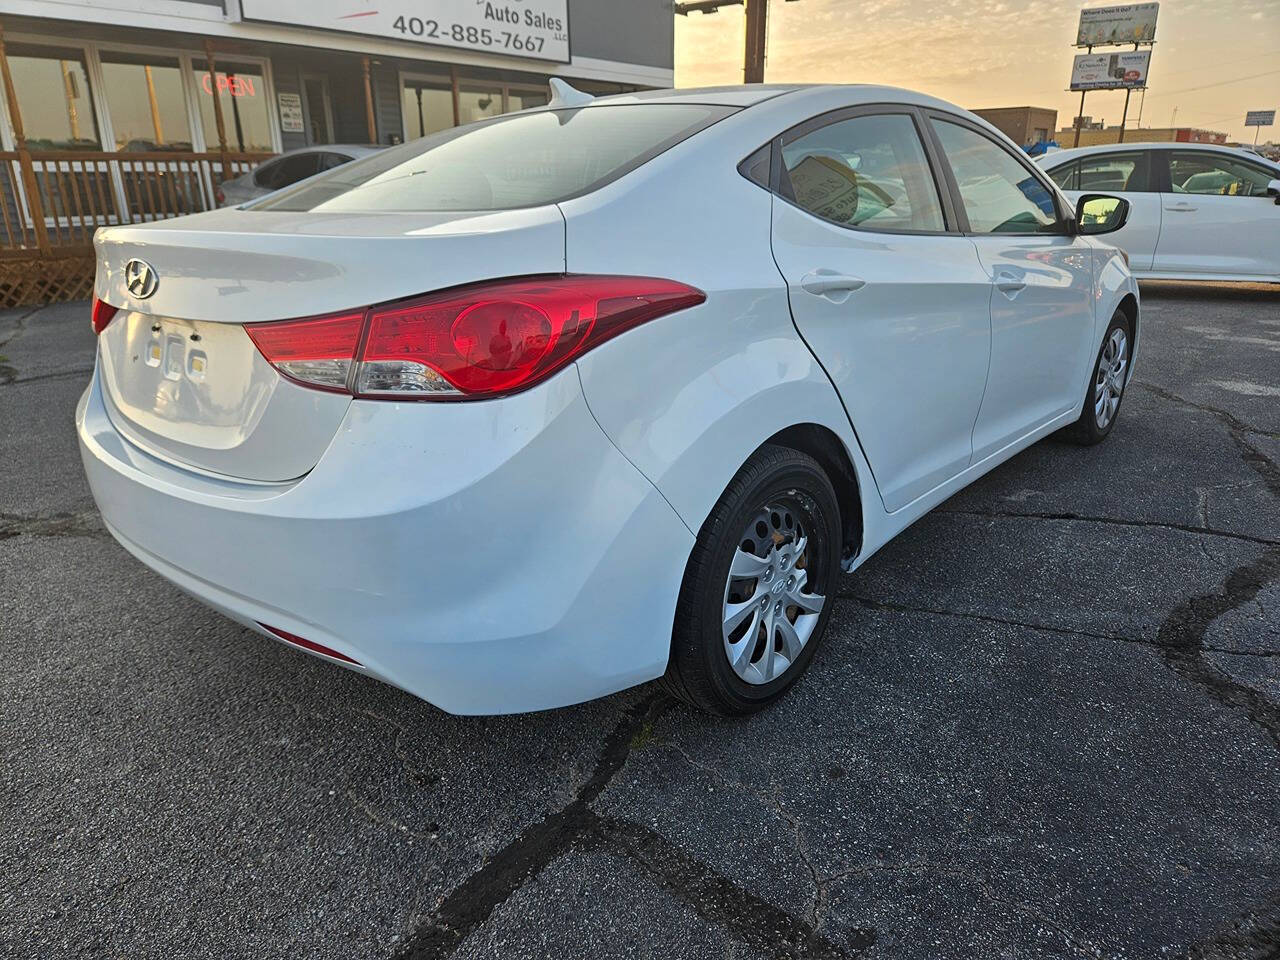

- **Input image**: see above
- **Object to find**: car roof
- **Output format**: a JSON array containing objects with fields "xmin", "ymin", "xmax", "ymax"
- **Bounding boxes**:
[
  {"xmin": 1037, "ymin": 141, "xmax": 1280, "ymax": 170},
  {"xmin": 271, "ymin": 144, "xmax": 384, "ymax": 158}
]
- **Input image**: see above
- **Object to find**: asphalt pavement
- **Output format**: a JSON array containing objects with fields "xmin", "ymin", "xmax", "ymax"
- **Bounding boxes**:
[{"xmin": 2, "ymin": 281, "xmax": 1278, "ymax": 959}]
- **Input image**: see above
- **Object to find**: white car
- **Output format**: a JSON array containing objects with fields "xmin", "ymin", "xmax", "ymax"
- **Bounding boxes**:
[
  {"xmin": 217, "ymin": 145, "xmax": 383, "ymax": 206},
  {"xmin": 79, "ymin": 83, "xmax": 1139, "ymax": 716},
  {"xmin": 1037, "ymin": 142, "xmax": 1280, "ymax": 282}
]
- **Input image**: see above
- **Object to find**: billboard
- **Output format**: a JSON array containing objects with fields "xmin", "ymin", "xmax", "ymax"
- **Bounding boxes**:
[
  {"xmin": 1070, "ymin": 51, "xmax": 1151, "ymax": 91},
  {"xmin": 1245, "ymin": 110, "xmax": 1276, "ymax": 127},
  {"xmin": 1076, "ymin": 3, "xmax": 1159, "ymax": 46},
  {"xmin": 241, "ymin": 0, "xmax": 571, "ymax": 63}
]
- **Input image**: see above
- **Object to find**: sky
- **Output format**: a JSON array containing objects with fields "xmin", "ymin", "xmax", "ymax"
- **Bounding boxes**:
[{"xmin": 674, "ymin": 0, "xmax": 1280, "ymax": 143}]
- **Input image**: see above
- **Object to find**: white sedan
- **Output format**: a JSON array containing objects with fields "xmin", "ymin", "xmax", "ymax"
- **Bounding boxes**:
[
  {"xmin": 1037, "ymin": 142, "xmax": 1280, "ymax": 282},
  {"xmin": 80, "ymin": 82, "xmax": 1138, "ymax": 716}
]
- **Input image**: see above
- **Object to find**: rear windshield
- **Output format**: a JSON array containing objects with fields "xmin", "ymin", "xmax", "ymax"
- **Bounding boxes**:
[{"xmin": 252, "ymin": 103, "xmax": 735, "ymax": 213}]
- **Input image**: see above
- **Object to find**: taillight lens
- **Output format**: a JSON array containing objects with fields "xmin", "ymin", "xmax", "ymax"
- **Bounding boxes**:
[
  {"xmin": 91, "ymin": 298, "xmax": 119, "ymax": 335},
  {"xmin": 246, "ymin": 275, "xmax": 705, "ymax": 401}
]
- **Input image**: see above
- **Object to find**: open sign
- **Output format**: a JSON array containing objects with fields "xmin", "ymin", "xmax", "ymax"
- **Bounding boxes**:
[{"xmin": 201, "ymin": 73, "xmax": 257, "ymax": 98}]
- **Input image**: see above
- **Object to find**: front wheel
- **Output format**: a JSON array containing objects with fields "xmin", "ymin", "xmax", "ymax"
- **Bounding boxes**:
[
  {"xmin": 661, "ymin": 445, "xmax": 842, "ymax": 716},
  {"xmin": 1062, "ymin": 310, "xmax": 1132, "ymax": 446}
]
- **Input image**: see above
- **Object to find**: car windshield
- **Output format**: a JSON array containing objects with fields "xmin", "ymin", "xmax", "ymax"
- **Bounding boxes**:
[{"xmin": 253, "ymin": 103, "xmax": 735, "ymax": 213}]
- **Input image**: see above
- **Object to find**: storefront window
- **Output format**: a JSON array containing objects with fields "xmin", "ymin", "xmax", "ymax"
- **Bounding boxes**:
[
  {"xmin": 507, "ymin": 89, "xmax": 549, "ymax": 112},
  {"xmin": 401, "ymin": 80, "xmax": 454, "ymax": 140},
  {"xmin": 457, "ymin": 84, "xmax": 503, "ymax": 125},
  {"xmin": 100, "ymin": 51, "xmax": 192, "ymax": 151},
  {"xmin": 6, "ymin": 43, "xmax": 100, "ymax": 150},
  {"xmin": 193, "ymin": 60, "xmax": 273, "ymax": 152}
]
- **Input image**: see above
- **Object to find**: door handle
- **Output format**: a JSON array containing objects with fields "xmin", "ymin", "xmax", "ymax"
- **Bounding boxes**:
[
  {"xmin": 800, "ymin": 270, "xmax": 866, "ymax": 300},
  {"xmin": 994, "ymin": 273, "xmax": 1026, "ymax": 296},
  {"xmin": 1164, "ymin": 204, "xmax": 1197, "ymax": 212}
]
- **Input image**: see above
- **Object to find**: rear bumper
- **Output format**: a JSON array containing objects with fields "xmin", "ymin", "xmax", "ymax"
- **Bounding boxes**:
[{"xmin": 77, "ymin": 364, "xmax": 694, "ymax": 714}]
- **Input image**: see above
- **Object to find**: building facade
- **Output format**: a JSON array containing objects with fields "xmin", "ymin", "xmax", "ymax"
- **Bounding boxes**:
[
  {"xmin": 971, "ymin": 106, "xmax": 1058, "ymax": 148},
  {"xmin": 0, "ymin": 0, "xmax": 673, "ymax": 157},
  {"xmin": 1055, "ymin": 126, "xmax": 1229, "ymax": 147}
]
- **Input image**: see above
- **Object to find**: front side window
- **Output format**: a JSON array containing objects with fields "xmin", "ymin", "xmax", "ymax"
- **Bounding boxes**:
[
  {"xmin": 6, "ymin": 43, "xmax": 100, "ymax": 150},
  {"xmin": 780, "ymin": 113, "xmax": 946, "ymax": 232},
  {"xmin": 255, "ymin": 103, "xmax": 734, "ymax": 213},
  {"xmin": 1169, "ymin": 152, "xmax": 1276, "ymax": 197},
  {"xmin": 932, "ymin": 119, "xmax": 1061, "ymax": 234},
  {"xmin": 99, "ymin": 51, "xmax": 192, "ymax": 151},
  {"xmin": 193, "ymin": 60, "xmax": 273, "ymax": 153}
]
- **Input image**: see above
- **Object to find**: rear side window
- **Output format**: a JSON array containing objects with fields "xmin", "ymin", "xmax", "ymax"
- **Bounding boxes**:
[
  {"xmin": 780, "ymin": 113, "xmax": 946, "ymax": 232},
  {"xmin": 1078, "ymin": 152, "xmax": 1149, "ymax": 192},
  {"xmin": 255, "ymin": 153, "xmax": 321, "ymax": 190},
  {"xmin": 255, "ymin": 104, "xmax": 734, "ymax": 212},
  {"xmin": 1047, "ymin": 161, "xmax": 1078, "ymax": 191},
  {"xmin": 931, "ymin": 119, "xmax": 1061, "ymax": 234}
]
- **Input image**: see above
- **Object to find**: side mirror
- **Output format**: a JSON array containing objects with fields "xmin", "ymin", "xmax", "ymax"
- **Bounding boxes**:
[
  {"xmin": 1075, "ymin": 194, "xmax": 1131, "ymax": 236},
  {"xmin": 1268, "ymin": 179, "xmax": 1280, "ymax": 205}
]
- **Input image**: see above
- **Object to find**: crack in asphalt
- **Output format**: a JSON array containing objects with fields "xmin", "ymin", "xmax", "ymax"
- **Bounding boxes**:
[
  {"xmin": 1184, "ymin": 888, "xmax": 1280, "ymax": 959},
  {"xmin": 936, "ymin": 507, "xmax": 1280, "ymax": 548},
  {"xmin": 0, "ymin": 365, "xmax": 95, "ymax": 388},
  {"xmin": 392, "ymin": 695, "xmax": 872, "ymax": 959},
  {"xmin": 0, "ymin": 510, "xmax": 107, "ymax": 541}
]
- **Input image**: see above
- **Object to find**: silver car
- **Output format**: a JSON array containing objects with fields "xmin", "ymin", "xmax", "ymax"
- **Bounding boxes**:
[{"xmin": 218, "ymin": 145, "xmax": 383, "ymax": 206}]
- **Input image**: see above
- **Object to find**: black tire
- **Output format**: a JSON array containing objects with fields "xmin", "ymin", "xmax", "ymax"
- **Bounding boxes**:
[
  {"xmin": 1061, "ymin": 309, "xmax": 1132, "ymax": 446},
  {"xmin": 661, "ymin": 444, "xmax": 842, "ymax": 716}
]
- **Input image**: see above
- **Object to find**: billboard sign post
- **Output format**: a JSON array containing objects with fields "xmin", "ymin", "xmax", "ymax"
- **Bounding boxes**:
[
  {"xmin": 1245, "ymin": 110, "xmax": 1275, "ymax": 145},
  {"xmin": 1070, "ymin": 4, "xmax": 1158, "ymax": 147}
]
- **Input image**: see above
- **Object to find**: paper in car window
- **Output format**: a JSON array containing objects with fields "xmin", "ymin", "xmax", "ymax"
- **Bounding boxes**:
[{"xmin": 789, "ymin": 155, "xmax": 860, "ymax": 223}]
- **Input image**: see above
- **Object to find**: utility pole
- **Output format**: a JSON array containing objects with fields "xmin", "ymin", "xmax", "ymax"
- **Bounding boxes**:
[{"xmin": 675, "ymin": 0, "xmax": 799, "ymax": 84}]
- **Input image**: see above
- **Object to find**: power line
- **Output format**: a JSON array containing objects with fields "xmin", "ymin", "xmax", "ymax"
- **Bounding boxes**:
[{"xmin": 1143, "ymin": 67, "xmax": 1280, "ymax": 98}]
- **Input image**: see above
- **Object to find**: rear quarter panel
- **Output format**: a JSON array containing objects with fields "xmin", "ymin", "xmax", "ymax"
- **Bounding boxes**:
[{"xmin": 562, "ymin": 100, "xmax": 880, "ymax": 555}]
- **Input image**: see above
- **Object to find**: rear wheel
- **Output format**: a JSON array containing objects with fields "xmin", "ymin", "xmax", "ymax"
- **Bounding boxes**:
[
  {"xmin": 661, "ymin": 445, "xmax": 841, "ymax": 716},
  {"xmin": 1062, "ymin": 310, "xmax": 1131, "ymax": 445}
]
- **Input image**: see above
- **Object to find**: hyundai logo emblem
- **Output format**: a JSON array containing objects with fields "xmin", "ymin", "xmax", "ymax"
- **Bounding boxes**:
[{"xmin": 124, "ymin": 258, "xmax": 158, "ymax": 299}]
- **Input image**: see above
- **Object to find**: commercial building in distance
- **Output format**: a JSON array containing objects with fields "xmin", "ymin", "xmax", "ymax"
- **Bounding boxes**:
[
  {"xmin": 0, "ymin": 1, "xmax": 671, "ymax": 155},
  {"xmin": 972, "ymin": 106, "xmax": 1059, "ymax": 147},
  {"xmin": 1056, "ymin": 125, "xmax": 1229, "ymax": 147}
]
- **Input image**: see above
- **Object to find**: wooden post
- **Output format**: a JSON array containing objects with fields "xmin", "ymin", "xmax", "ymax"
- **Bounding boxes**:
[
  {"xmin": 0, "ymin": 21, "xmax": 51, "ymax": 252},
  {"xmin": 743, "ymin": 0, "xmax": 767, "ymax": 83},
  {"xmin": 1073, "ymin": 89, "xmax": 1086, "ymax": 148},
  {"xmin": 203, "ymin": 39, "xmax": 230, "ymax": 182},
  {"xmin": 362, "ymin": 56, "xmax": 377, "ymax": 143},
  {"xmin": 1117, "ymin": 87, "xmax": 1131, "ymax": 143},
  {"xmin": 449, "ymin": 64, "xmax": 461, "ymax": 126}
]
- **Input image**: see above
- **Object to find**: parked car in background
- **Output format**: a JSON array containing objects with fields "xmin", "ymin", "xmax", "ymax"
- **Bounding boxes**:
[
  {"xmin": 1037, "ymin": 142, "xmax": 1280, "ymax": 282},
  {"xmin": 217, "ymin": 145, "xmax": 383, "ymax": 206},
  {"xmin": 82, "ymin": 83, "xmax": 1138, "ymax": 717}
]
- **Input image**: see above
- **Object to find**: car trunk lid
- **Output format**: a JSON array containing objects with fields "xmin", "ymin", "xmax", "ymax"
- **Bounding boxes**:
[{"xmin": 93, "ymin": 206, "xmax": 565, "ymax": 482}]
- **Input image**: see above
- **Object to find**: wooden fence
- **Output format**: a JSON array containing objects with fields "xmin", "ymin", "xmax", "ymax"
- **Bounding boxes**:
[{"xmin": 0, "ymin": 150, "xmax": 271, "ymax": 307}]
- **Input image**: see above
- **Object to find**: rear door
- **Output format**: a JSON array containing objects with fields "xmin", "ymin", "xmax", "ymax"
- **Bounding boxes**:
[
  {"xmin": 768, "ymin": 106, "xmax": 993, "ymax": 512},
  {"xmin": 1155, "ymin": 150, "xmax": 1280, "ymax": 278},
  {"xmin": 926, "ymin": 114, "xmax": 1096, "ymax": 461},
  {"xmin": 1045, "ymin": 150, "xmax": 1161, "ymax": 270}
]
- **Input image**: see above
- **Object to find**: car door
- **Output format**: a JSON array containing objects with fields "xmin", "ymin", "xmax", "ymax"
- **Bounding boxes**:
[
  {"xmin": 926, "ymin": 115, "xmax": 1096, "ymax": 462},
  {"xmin": 768, "ymin": 107, "xmax": 993, "ymax": 513},
  {"xmin": 1155, "ymin": 150, "xmax": 1280, "ymax": 278},
  {"xmin": 1045, "ymin": 150, "xmax": 1161, "ymax": 270}
]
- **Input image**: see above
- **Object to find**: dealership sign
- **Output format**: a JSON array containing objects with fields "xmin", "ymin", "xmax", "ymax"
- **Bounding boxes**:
[
  {"xmin": 1070, "ymin": 50, "xmax": 1151, "ymax": 90},
  {"xmin": 1076, "ymin": 3, "xmax": 1159, "ymax": 46},
  {"xmin": 242, "ymin": 1, "xmax": 570, "ymax": 63},
  {"xmin": 1245, "ymin": 110, "xmax": 1276, "ymax": 127}
]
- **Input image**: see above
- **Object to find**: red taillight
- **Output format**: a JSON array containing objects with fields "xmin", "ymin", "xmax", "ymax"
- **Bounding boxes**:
[
  {"xmin": 244, "ymin": 310, "xmax": 365, "ymax": 393},
  {"xmin": 246, "ymin": 275, "xmax": 705, "ymax": 400},
  {"xmin": 91, "ymin": 298, "xmax": 119, "ymax": 335}
]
